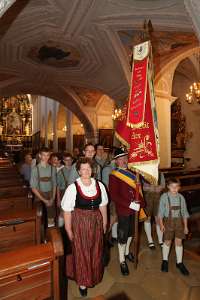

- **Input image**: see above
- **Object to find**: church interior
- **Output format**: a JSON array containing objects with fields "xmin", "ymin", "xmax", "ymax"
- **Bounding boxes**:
[{"xmin": 0, "ymin": 0, "xmax": 200, "ymax": 299}]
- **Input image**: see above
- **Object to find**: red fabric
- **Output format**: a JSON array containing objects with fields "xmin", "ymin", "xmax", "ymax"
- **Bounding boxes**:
[
  {"xmin": 115, "ymin": 102, "xmax": 131, "ymax": 145},
  {"xmin": 66, "ymin": 208, "xmax": 104, "ymax": 287},
  {"xmin": 109, "ymin": 174, "xmax": 135, "ymax": 216},
  {"xmin": 127, "ymin": 57, "xmax": 148, "ymax": 126},
  {"xmin": 129, "ymin": 83, "xmax": 158, "ymax": 164}
]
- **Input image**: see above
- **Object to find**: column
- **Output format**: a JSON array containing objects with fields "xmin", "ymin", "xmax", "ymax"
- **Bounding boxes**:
[
  {"xmin": 53, "ymin": 101, "xmax": 58, "ymax": 151},
  {"xmin": 156, "ymin": 92, "xmax": 177, "ymax": 168},
  {"xmin": 66, "ymin": 109, "xmax": 73, "ymax": 152},
  {"xmin": 44, "ymin": 97, "xmax": 48, "ymax": 147}
]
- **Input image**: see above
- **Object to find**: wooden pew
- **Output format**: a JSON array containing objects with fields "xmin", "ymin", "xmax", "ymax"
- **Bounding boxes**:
[
  {"xmin": 0, "ymin": 196, "xmax": 32, "ymax": 211},
  {"xmin": 0, "ymin": 186, "xmax": 28, "ymax": 198},
  {"xmin": 0, "ymin": 228, "xmax": 63, "ymax": 300},
  {"xmin": 0, "ymin": 178, "xmax": 23, "ymax": 188},
  {"xmin": 180, "ymin": 183, "xmax": 200, "ymax": 214},
  {"xmin": 0, "ymin": 204, "xmax": 42, "ymax": 253},
  {"xmin": 185, "ymin": 212, "xmax": 200, "ymax": 261},
  {"xmin": 181, "ymin": 183, "xmax": 200, "ymax": 193},
  {"xmin": 163, "ymin": 168, "xmax": 200, "ymax": 178},
  {"xmin": 0, "ymin": 165, "xmax": 18, "ymax": 172},
  {"xmin": 177, "ymin": 174, "xmax": 200, "ymax": 186},
  {"xmin": 0, "ymin": 161, "xmax": 12, "ymax": 167}
]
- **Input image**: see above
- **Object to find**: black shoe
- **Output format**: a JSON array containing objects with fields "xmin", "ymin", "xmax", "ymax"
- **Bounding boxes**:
[
  {"xmin": 176, "ymin": 263, "xmax": 189, "ymax": 276},
  {"xmin": 148, "ymin": 242, "xmax": 156, "ymax": 250},
  {"xmin": 120, "ymin": 261, "xmax": 129, "ymax": 276},
  {"xmin": 161, "ymin": 260, "xmax": 168, "ymax": 272},
  {"xmin": 79, "ymin": 287, "xmax": 87, "ymax": 297},
  {"xmin": 108, "ymin": 237, "xmax": 117, "ymax": 248},
  {"xmin": 125, "ymin": 253, "xmax": 134, "ymax": 262}
]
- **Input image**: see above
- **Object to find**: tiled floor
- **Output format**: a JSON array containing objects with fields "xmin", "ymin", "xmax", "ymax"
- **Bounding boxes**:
[{"xmin": 67, "ymin": 232, "xmax": 200, "ymax": 300}]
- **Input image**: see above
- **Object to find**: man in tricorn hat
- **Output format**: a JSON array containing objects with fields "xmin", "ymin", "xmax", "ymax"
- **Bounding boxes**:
[{"xmin": 109, "ymin": 148, "xmax": 145, "ymax": 275}]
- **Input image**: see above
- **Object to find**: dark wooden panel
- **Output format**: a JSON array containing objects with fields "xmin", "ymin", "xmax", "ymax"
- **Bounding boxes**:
[
  {"xmin": 0, "ymin": 229, "xmax": 64, "ymax": 300},
  {"xmin": 0, "ymin": 197, "xmax": 31, "ymax": 212},
  {"xmin": 0, "ymin": 221, "xmax": 35, "ymax": 253},
  {"xmin": 0, "ymin": 206, "xmax": 42, "ymax": 252},
  {"xmin": 0, "ymin": 186, "xmax": 27, "ymax": 198}
]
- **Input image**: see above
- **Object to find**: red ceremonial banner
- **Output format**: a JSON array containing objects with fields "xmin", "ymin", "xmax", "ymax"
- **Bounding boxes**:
[
  {"xmin": 115, "ymin": 103, "xmax": 131, "ymax": 147},
  {"xmin": 127, "ymin": 57, "xmax": 148, "ymax": 128},
  {"xmin": 129, "ymin": 82, "xmax": 158, "ymax": 164},
  {"xmin": 115, "ymin": 41, "xmax": 159, "ymax": 183}
]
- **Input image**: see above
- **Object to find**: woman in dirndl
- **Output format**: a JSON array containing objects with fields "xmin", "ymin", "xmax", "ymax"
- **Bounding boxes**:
[{"xmin": 61, "ymin": 157, "xmax": 108, "ymax": 297}]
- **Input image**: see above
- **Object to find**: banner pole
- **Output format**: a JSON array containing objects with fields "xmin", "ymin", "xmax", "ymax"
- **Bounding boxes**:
[{"xmin": 134, "ymin": 172, "xmax": 140, "ymax": 269}]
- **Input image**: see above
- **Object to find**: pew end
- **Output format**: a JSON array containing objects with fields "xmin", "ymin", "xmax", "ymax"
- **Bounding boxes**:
[{"xmin": 0, "ymin": 228, "xmax": 64, "ymax": 300}]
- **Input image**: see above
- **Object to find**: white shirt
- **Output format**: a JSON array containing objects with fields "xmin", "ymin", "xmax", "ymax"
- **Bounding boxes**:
[
  {"xmin": 61, "ymin": 177, "xmax": 108, "ymax": 212},
  {"xmin": 57, "ymin": 165, "xmax": 64, "ymax": 173}
]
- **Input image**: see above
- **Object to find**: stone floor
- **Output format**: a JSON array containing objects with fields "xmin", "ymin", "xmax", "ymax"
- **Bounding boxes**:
[{"xmin": 67, "ymin": 232, "xmax": 200, "ymax": 300}]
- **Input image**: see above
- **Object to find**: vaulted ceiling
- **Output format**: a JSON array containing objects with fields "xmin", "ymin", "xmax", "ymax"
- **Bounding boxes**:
[{"xmin": 0, "ymin": 0, "xmax": 199, "ymax": 133}]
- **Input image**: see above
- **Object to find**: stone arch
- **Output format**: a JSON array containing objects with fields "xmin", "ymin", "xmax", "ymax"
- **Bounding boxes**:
[
  {"xmin": 172, "ymin": 55, "xmax": 200, "ymax": 168},
  {"xmin": 0, "ymin": 82, "xmax": 95, "ymax": 140},
  {"xmin": 154, "ymin": 46, "xmax": 200, "ymax": 168},
  {"xmin": 155, "ymin": 46, "xmax": 200, "ymax": 84}
]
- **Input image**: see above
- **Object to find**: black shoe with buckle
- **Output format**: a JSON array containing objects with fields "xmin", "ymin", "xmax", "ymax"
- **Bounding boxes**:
[
  {"xmin": 120, "ymin": 261, "xmax": 129, "ymax": 276},
  {"xmin": 125, "ymin": 253, "xmax": 134, "ymax": 263},
  {"xmin": 79, "ymin": 287, "xmax": 87, "ymax": 297},
  {"xmin": 176, "ymin": 263, "xmax": 189, "ymax": 276},
  {"xmin": 148, "ymin": 242, "xmax": 156, "ymax": 250},
  {"xmin": 161, "ymin": 260, "xmax": 168, "ymax": 272}
]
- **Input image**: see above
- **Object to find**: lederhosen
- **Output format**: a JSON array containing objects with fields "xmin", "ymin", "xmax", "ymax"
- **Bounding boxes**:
[
  {"xmin": 36, "ymin": 165, "xmax": 55, "ymax": 219},
  {"xmin": 92, "ymin": 160, "xmax": 101, "ymax": 181},
  {"xmin": 94, "ymin": 158, "xmax": 110, "ymax": 182},
  {"xmin": 143, "ymin": 172, "xmax": 162, "ymax": 217},
  {"xmin": 66, "ymin": 179, "xmax": 104, "ymax": 287},
  {"xmin": 164, "ymin": 194, "xmax": 185, "ymax": 240}
]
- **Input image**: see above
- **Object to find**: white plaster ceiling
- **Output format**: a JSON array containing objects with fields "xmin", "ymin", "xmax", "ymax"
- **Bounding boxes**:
[{"xmin": 0, "ymin": 0, "xmax": 198, "ymax": 133}]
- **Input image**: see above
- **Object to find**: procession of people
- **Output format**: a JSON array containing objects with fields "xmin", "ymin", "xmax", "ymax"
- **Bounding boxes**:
[{"xmin": 16, "ymin": 142, "xmax": 189, "ymax": 297}]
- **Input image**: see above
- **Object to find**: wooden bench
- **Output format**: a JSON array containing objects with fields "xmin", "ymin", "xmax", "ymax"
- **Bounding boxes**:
[
  {"xmin": 0, "ymin": 178, "xmax": 23, "ymax": 187},
  {"xmin": 181, "ymin": 183, "xmax": 200, "ymax": 192},
  {"xmin": 0, "ymin": 196, "xmax": 32, "ymax": 212},
  {"xmin": 0, "ymin": 204, "xmax": 42, "ymax": 253},
  {"xmin": 163, "ymin": 168, "xmax": 200, "ymax": 178},
  {"xmin": 179, "ymin": 183, "xmax": 200, "ymax": 214},
  {"xmin": 0, "ymin": 228, "xmax": 63, "ymax": 300},
  {"xmin": 177, "ymin": 174, "xmax": 200, "ymax": 186},
  {"xmin": 0, "ymin": 186, "xmax": 28, "ymax": 198}
]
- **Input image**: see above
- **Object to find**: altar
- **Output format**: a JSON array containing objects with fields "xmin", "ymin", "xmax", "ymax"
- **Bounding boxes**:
[{"xmin": 0, "ymin": 95, "xmax": 32, "ymax": 152}]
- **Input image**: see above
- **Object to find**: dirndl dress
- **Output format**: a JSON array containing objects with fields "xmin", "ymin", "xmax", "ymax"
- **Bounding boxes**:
[{"xmin": 66, "ymin": 180, "xmax": 104, "ymax": 287}]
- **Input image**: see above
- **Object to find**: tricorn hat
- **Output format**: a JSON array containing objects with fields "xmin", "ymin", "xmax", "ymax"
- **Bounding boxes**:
[{"xmin": 114, "ymin": 148, "xmax": 128, "ymax": 159}]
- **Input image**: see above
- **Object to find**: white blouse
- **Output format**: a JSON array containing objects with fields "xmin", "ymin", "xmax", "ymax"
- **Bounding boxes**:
[{"xmin": 61, "ymin": 177, "xmax": 108, "ymax": 212}]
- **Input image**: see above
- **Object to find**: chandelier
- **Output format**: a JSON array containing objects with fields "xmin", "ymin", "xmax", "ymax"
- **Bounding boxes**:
[
  {"xmin": 112, "ymin": 108, "xmax": 122, "ymax": 120},
  {"xmin": 186, "ymin": 82, "xmax": 200, "ymax": 104},
  {"xmin": 186, "ymin": 51, "xmax": 200, "ymax": 104}
]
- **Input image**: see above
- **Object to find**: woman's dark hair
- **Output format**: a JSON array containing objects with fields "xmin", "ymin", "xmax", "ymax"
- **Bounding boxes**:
[
  {"xmin": 167, "ymin": 177, "xmax": 180, "ymax": 186},
  {"xmin": 76, "ymin": 157, "xmax": 94, "ymax": 172}
]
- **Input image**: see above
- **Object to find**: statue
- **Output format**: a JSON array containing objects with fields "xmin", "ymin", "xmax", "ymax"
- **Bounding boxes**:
[{"xmin": 6, "ymin": 108, "xmax": 22, "ymax": 135}]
